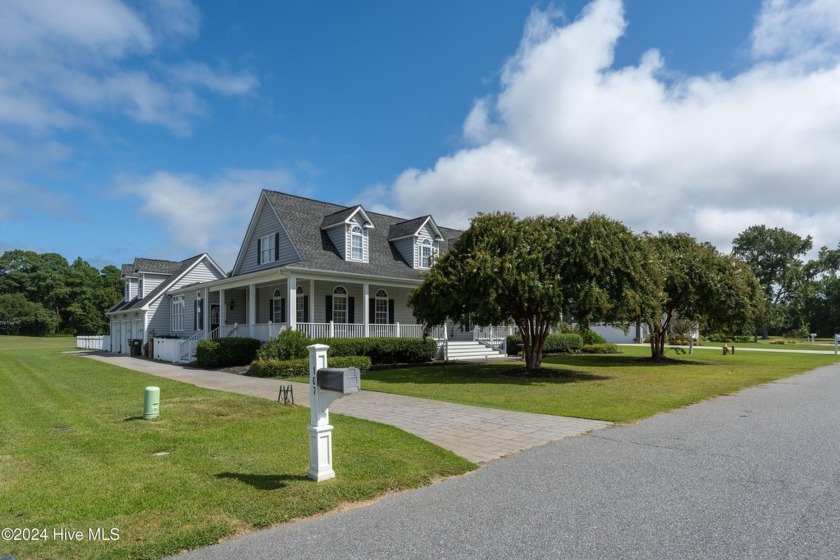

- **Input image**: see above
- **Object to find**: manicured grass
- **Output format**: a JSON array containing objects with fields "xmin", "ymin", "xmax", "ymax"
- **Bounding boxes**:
[
  {"xmin": 358, "ymin": 346, "xmax": 839, "ymax": 423},
  {"xmin": 0, "ymin": 336, "xmax": 474, "ymax": 560},
  {"xmin": 695, "ymin": 340, "xmax": 836, "ymax": 352}
]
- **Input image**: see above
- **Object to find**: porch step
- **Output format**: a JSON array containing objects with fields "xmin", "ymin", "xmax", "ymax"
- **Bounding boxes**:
[{"xmin": 444, "ymin": 340, "xmax": 508, "ymax": 361}]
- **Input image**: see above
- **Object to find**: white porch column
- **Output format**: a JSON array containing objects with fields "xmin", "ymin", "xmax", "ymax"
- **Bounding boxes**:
[
  {"xmin": 203, "ymin": 287, "xmax": 210, "ymax": 332},
  {"xmin": 309, "ymin": 279, "xmax": 316, "ymax": 323},
  {"xmin": 220, "ymin": 289, "xmax": 227, "ymax": 325},
  {"xmin": 363, "ymin": 282, "xmax": 370, "ymax": 337},
  {"xmin": 249, "ymin": 284, "xmax": 256, "ymax": 326},
  {"xmin": 288, "ymin": 276, "xmax": 297, "ymax": 330}
]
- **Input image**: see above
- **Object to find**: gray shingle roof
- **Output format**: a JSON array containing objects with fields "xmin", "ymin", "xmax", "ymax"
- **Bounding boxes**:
[
  {"xmin": 133, "ymin": 258, "xmax": 181, "ymax": 274},
  {"xmin": 110, "ymin": 254, "xmax": 206, "ymax": 314},
  {"xmin": 120, "ymin": 264, "xmax": 134, "ymax": 277},
  {"xmin": 320, "ymin": 206, "xmax": 358, "ymax": 228},
  {"xmin": 388, "ymin": 216, "xmax": 430, "ymax": 240},
  {"xmin": 261, "ymin": 190, "xmax": 462, "ymax": 281}
]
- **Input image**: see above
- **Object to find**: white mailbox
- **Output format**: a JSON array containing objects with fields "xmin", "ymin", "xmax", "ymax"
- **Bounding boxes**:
[{"xmin": 307, "ymin": 344, "xmax": 361, "ymax": 481}]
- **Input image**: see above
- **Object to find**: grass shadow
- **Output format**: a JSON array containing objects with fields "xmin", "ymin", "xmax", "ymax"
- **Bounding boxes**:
[
  {"xmin": 122, "ymin": 415, "xmax": 145, "ymax": 421},
  {"xmin": 364, "ymin": 363, "xmax": 610, "ymax": 385},
  {"xmin": 215, "ymin": 472, "xmax": 310, "ymax": 490},
  {"xmin": 543, "ymin": 354, "xmax": 711, "ymax": 368}
]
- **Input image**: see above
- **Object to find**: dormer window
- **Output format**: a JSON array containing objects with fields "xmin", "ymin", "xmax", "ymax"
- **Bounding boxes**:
[
  {"xmin": 124, "ymin": 282, "xmax": 130, "ymax": 302},
  {"xmin": 419, "ymin": 239, "xmax": 433, "ymax": 268},
  {"xmin": 137, "ymin": 277, "xmax": 144, "ymax": 299},
  {"xmin": 350, "ymin": 225, "xmax": 365, "ymax": 261}
]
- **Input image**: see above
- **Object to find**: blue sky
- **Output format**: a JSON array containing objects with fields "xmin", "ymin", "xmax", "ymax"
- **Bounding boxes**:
[{"xmin": 2, "ymin": 0, "xmax": 839, "ymax": 271}]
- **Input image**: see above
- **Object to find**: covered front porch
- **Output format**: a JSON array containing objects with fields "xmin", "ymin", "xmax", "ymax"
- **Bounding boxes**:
[{"xmin": 172, "ymin": 269, "xmax": 436, "ymax": 344}]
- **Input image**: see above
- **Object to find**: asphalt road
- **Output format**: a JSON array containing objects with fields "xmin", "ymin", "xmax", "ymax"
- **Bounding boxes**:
[{"xmin": 174, "ymin": 362, "xmax": 840, "ymax": 559}]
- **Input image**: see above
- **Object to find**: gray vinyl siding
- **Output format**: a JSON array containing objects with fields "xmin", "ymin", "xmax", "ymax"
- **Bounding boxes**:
[
  {"xmin": 239, "ymin": 202, "xmax": 300, "ymax": 275},
  {"xmin": 326, "ymin": 226, "xmax": 345, "ymax": 260},
  {"xmin": 146, "ymin": 259, "xmax": 226, "ymax": 336},
  {"xmin": 127, "ymin": 278, "xmax": 137, "ymax": 300},
  {"xmin": 257, "ymin": 283, "xmax": 288, "ymax": 324},
  {"xmin": 309, "ymin": 281, "xmax": 414, "ymax": 325},
  {"xmin": 393, "ymin": 238, "xmax": 414, "ymax": 267},
  {"xmin": 147, "ymin": 297, "xmax": 170, "ymax": 337},
  {"xmin": 142, "ymin": 273, "xmax": 168, "ymax": 297}
]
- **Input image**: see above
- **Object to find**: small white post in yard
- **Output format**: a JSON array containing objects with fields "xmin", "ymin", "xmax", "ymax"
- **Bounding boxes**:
[
  {"xmin": 308, "ymin": 344, "xmax": 334, "ymax": 481},
  {"xmin": 835, "ymin": 334, "xmax": 840, "ymax": 356},
  {"xmin": 306, "ymin": 344, "xmax": 361, "ymax": 482}
]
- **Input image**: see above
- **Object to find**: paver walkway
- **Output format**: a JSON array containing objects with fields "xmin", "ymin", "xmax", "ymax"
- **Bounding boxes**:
[{"xmin": 81, "ymin": 353, "xmax": 610, "ymax": 463}]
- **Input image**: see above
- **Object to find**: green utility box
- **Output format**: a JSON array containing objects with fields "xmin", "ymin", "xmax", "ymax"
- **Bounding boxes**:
[{"xmin": 144, "ymin": 386, "xmax": 160, "ymax": 420}]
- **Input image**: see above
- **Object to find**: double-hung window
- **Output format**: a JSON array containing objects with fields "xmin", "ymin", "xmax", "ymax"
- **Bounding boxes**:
[
  {"xmin": 375, "ymin": 289, "xmax": 388, "ymax": 324},
  {"xmin": 296, "ymin": 286, "xmax": 305, "ymax": 324},
  {"xmin": 260, "ymin": 234, "xmax": 276, "ymax": 264},
  {"xmin": 350, "ymin": 226, "xmax": 364, "ymax": 261},
  {"xmin": 172, "ymin": 295, "xmax": 185, "ymax": 331},
  {"xmin": 272, "ymin": 289, "xmax": 283, "ymax": 323},
  {"xmin": 419, "ymin": 239, "xmax": 433, "ymax": 268},
  {"xmin": 332, "ymin": 286, "xmax": 348, "ymax": 324}
]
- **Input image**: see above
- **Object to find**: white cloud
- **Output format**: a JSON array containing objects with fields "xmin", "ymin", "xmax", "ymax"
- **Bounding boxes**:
[
  {"xmin": 117, "ymin": 168, "xmax": 295, "ymax": 269},
  {"xmin": 752, "ymin": 0, "xmax": 840, "ymax": 63},
  {"xmin": 379, "ymin": 0, "xmax": 840, "ymax": 254},
  {"xmin": 0, "ymin": 0, "xmax": 256, "ymax": 138}
]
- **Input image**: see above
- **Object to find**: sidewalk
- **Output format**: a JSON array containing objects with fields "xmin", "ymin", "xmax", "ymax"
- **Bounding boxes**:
[{"xmin": 82, "ymin": 353, "xmax": 611, "ymax": 464}]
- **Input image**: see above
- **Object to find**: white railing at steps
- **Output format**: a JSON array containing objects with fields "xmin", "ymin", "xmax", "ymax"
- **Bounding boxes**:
[
  {"xmin": 473, "ymin": 325, "xmax": 517, "ymax": 355},
  {"xmin": 179, "ymin": 329, "xmax": 207, "ymax": 362}
]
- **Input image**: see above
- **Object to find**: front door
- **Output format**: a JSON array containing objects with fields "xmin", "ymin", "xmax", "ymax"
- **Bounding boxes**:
[{"xmin": 210, "ymin": 305, "xmax": 220, "ymax": 331}]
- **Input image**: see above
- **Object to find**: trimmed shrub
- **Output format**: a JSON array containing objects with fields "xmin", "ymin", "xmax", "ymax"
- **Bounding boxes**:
[
  {"xmin": 247, "ymin": 355, "xmax": 372, "ymax": 378},
  {"xmin": 196, "ymin": 337, "xmax": 262, "ymax": 368},
  {"xmin": 312, "ymin": 337, "xmax": 438, "ymax": 364},
  {"xmin": 257, "ymin": 328, "xmax": 313, "ymax": 361},
  {"xmin": 506, "ymin": 333, "xmax": 584, "ymax": 355},
  {"xmin": 579, "ymin": 329, "xmax": 607, "ymax": 345},
  {"xmin": 707, "ymin": 333, "xmax": 753, "ymax": 343},
  {"xmin": 581, "ymin": 343, "xmax": 621, "ymax": 354}
]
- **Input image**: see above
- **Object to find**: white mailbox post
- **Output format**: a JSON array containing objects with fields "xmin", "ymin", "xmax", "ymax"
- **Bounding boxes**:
[
  {"xmin": 307, "ymin": 344, "xmax": 361, "ymax": 481},
  {"xmin": 834, "ymin": 334, "xmax": 840, "ymax": 356}
]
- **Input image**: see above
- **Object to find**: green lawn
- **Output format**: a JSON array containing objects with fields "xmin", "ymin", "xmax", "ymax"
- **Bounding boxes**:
[
  {"xmin": 0, "ymin": 336, "xmax": 474, "ymax": 560},
  {"xmin": 693, "ymin": 340, "xmax": 837, "ymax": 352},
  {"xmin": 357, "ymin": 346, "xmax": 840, "ymax": 423}
]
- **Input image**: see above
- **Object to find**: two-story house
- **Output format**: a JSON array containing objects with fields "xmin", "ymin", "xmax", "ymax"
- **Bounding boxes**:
[{"xmin": 107, "ymin": 254, "xmax": 227, "ymax": 354}]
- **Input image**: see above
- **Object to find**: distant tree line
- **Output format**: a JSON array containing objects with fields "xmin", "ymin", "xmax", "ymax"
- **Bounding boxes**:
[
  {"xmin": 0, "ymin": 250, "xmax": 122, "ymax": 336},
  {"xmin": 410, "ymin": 214, "xmax": 840, "ymax": 369},
  {"xmin": 732, "ymin": 225, "xmax": 840, "ymax": 339}
]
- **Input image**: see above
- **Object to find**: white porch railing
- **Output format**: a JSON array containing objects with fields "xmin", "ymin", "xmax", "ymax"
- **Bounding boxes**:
[
  {"xmin": 76, "ymin": 335, "xmax": 107, "ymax": 350},
  {"xmin": 179, "ymin": 329, "xmax": 207, "ymax": 362}
]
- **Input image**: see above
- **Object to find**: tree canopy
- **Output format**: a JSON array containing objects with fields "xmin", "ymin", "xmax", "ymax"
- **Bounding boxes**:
[
  {"xmin": 645, "ymin": 233, "xmax": 764, "ymax": 360},
  {"xmin": 409, "ymin": 212, "xmax": 657, "ymax": 371},
  {"xmin": 732, "ymin": 225, "xmax": 813, "ymax": 338},
  {"xmin": 0, "ymin": 250, "xmax": 122, "ymax": 336}
]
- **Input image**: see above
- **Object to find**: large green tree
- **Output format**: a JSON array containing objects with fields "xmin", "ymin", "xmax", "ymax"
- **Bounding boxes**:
[
  {"xmin": 0, "ymin": 293, "xmax": 60, "ymax": 336},
  {"xmin": 0, "ymin": 250, "xmax": 122, "ymax": 335},
  {"xmin": 645, "ymin": 233, "xmax": 764, "ymax": 360},
  {"xmin": 409, "ymin": 213, "xmax": 657, "ymax": 371},
  {"xmin": 731, "ymin": 225, "xmax": 813, "ymax": 337}
]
